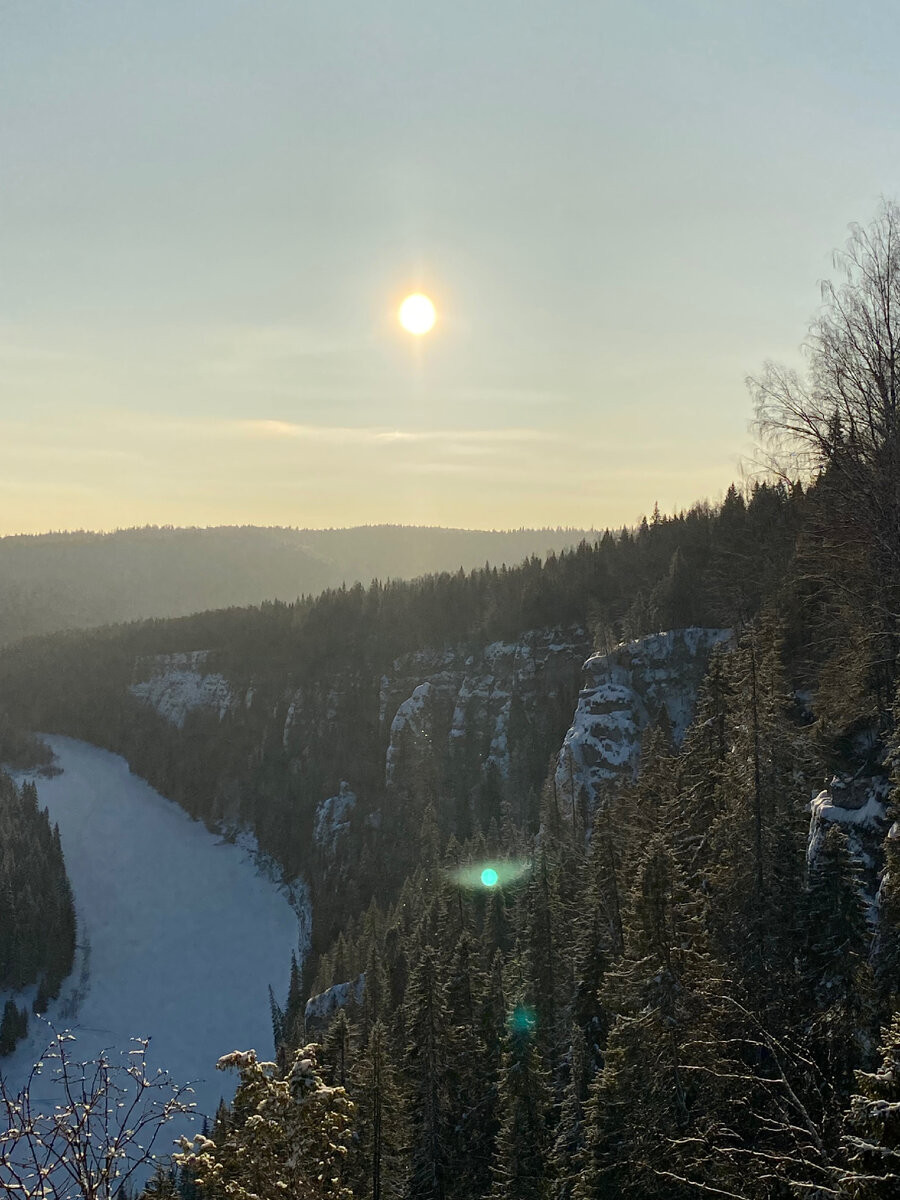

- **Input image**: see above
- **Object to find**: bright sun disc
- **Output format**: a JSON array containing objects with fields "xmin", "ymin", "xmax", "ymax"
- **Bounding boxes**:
[{"xmin": 398, "ymin": 293, "xmax": 436, "ymax": 335}]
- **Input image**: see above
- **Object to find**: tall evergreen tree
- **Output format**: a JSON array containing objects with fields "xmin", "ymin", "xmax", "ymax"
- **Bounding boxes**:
[
  {"xmin": 348, "ymin": 1020, "xmax": 408, "ymax": 1200},
  {"xmin": 489, "ymin": 1001, "xmax": 551, "ymax": 1200},
  {"xmin": 403, "ymin": 946, "xmax": 452, "ymax": 1200}
]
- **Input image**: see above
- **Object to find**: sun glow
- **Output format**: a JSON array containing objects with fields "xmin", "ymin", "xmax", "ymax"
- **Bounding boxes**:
[{"xmin": 398, "ymin": 293, "xmax": 436, "ymax": 335}]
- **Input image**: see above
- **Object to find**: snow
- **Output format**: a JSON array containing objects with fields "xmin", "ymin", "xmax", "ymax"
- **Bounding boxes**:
[
  {"xmin": 809, "ymin": 788, "xmax": 888, "ymax": 829},
  {"xmin": 4, "ymin": 735, "xmax": 307, "ymax": 1150},
  {"xmin": 807, "ymin": 776, "xmax": 890, "ymax": 879},
  {"xmin": 381, "ymin": 626, "xmax": 593, "ymax": 787},
  {"xmin": 283, "ymin": 690, "xmax": 302, "ymax": 748},
  {"xmin": 385, "ymin": 682, "xmax": 433, "ymax": 783},
  {"xmin": 130, "ymin": 652, "xmax": 233, "ymax": 729},
  {"xmin": 390, "ymin": 682, "xmax": 432, "ymax": 738},
  {"xmin": 304, "ymin": 975, "xmax": 365, "ymax": 1028}
]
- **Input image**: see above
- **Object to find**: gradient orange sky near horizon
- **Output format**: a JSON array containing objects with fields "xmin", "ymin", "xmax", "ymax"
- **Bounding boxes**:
[{"xmin": 4, "ymin": 1, "xmax": 900, "ymax": 535}]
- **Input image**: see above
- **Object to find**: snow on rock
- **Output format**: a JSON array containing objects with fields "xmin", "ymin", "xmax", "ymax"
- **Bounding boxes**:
[
  {"xmin": 381, "ymin": 628, "xmax": 590, "ymax": 787},
  {"xmin": 485, "ymin": 698, "xmax": 512, "ymax": 775},
  {"xmin": 314, "ymin": 782, "xmax": 357, "ymax": 852},
  {"xmin": 130, "ymin": 651, "xmax": 233, "ymax": 729},
  {"xmin": 385, "ymin": 682, "xmax": 434, "ymax": 784},
  {"xmin": 557, "ymin": 627, "xmax": 732, "ymax": 811},
  {"xmin": 304, "ymin": 974, "xmax": 366, "ymax": 1030},
  {"xmin": 5, "ymin": 735, "xmax": 306, "ymax": 1146},
  {"xmin": 807, "ymin": 775, "xmax": 890, "ymax": 871}
]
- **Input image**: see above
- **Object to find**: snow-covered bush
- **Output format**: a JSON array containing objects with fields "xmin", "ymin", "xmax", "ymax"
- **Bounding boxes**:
[{"xmin": 174, "ymin": 1044, "xmax": 354, "ymax": 1200}]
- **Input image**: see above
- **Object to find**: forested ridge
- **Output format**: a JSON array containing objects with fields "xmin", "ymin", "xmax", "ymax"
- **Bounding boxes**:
[
  {"xmin": 0, "ymin": 480, "xmax": 802, "ymax": 950},
  {"xmin": 0, "ymin": 525, "xmax": 595, "ymax": 648}
]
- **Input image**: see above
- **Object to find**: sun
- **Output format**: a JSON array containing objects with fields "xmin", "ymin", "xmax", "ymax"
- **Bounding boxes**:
[{"xmin": 398, "ymin": 293, "xmax": 436, "ymax": 336}]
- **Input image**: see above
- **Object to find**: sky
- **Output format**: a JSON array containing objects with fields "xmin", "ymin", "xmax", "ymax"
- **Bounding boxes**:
[{"xmin": 4, "ymin": 0, "xmax": 900, "ymax": 534}]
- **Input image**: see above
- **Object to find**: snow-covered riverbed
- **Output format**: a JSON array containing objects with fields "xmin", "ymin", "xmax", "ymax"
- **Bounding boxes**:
[{"xmin": 4, "ymin": 735, "xmax": 307, "ymax": 1136}]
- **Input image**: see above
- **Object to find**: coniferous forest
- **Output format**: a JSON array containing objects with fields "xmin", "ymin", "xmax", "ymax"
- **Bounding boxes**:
[
  {"xmin": 0, "ymin": 768, "xmax": 76, "ymax": 1055},
  {"xmin": 9, "ymin": 207, "xmax": 900, "ymax": 1199}
]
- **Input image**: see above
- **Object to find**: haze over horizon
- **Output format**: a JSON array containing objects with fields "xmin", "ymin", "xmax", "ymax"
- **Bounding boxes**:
[{"xmin": 5, "ymin": 1, "xmax": 900, "ymax": 535}]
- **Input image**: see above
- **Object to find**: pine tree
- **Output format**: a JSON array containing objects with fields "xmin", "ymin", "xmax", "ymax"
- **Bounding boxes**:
[
  {"xmin": 140, "ymin": 1165, "xmax": 179, "ymax": 1200},
  {"xmin": 705, "ymin": 625, "xmax": 809, "ymax": 1012},
  {"xmin": 324, "ymin": 1008, "xmax": 353, "ymax": 1089},
  {"xmin": 549, "ymin": 1025, "xmax": 591, "ymax": 1200},
  {"xmin": 403, "ymin": 946, "xmax": 452, "ymax": 1200},
  {"xmin": 518, "ymin": 846, "xmax": 566, "ymax": 1058},
  {"xmin": 443, "ymin": 930, "xmax": 495, "ymax": 1200},
  {"xmin": 873, "ymin": 694, "xmax": 900, "ymax": 1011},
  {"xmin": 0, "ymin": 999, "xmax": 20, "ymax": 1056}
]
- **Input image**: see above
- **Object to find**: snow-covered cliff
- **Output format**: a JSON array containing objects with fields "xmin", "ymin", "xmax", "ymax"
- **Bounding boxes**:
[
  {"xmin": 556, "ymin": 627, "xmax": 733, "ymax": 811},
  {"xmin": 379, "ymin": 628, "xmax": 591, "ymax": 788},
  {"xmin": 130, "ymin": 651, "xmax": 233, "ymax": 729}
]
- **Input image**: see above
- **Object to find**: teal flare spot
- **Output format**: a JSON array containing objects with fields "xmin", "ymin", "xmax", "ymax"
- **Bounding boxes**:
[{"xmin": 508, "ymin": 1005, "xmax": 538, "ymax": 1037}]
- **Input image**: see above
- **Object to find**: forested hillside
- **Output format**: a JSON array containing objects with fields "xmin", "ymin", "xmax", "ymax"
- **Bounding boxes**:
[
  {"xmin": 0, "ymin": 482, "xmax": 800, "ymax": 952},
  {"xmin": 0, "ymin": 770, "xmax": 76, "ymax": 1056},
  {"xmin": 0, "ymin": 524, "xmax": 593, "ymax": 647}
]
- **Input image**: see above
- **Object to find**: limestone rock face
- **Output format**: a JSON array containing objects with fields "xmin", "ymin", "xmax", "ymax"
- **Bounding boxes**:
[
  {"xmin": 379, "ymin": 628, "xmax": 592, "ymax": 790},
  {"xmin": 130, "ymin": 651, "xmax": 233, "ymax": 729},
  {"xmin": 807, "ymin": 775, "xmax": 891, "ymax": 904},
  {"xmin": 556, "ymin": 628, "xmax": 733, "ymax": 811}
]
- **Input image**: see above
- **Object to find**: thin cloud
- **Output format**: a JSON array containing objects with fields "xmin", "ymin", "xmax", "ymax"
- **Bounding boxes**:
[{"xmin": 233, "ymin": 419, "xmax": 563, "ymax": 447}]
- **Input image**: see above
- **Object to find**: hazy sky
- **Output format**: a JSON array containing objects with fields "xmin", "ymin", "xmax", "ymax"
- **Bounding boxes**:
[{"xmin": 4, "ymin": 0, "xmax": 900, "ymax": 534}]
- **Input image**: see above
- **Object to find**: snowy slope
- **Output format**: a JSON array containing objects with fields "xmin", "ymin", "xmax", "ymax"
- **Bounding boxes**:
[{"xmin": 4, "ymin": 736, "xmax": 306, "ymax": 1147}]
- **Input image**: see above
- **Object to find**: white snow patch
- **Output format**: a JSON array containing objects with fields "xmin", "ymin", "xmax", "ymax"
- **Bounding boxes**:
[
  {"xmin": 282, "ymin": 690, "xmax": 302, "ymax": 748},
  {"xmin": 807, "ymin": 776, "xmax": 890, "ymax": 878},
  {"xmin": 810, "ymin": 789, "xmax": 888, "ymax": 829}
]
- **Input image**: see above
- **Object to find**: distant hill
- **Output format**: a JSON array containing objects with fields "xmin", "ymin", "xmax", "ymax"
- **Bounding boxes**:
[{"xmin": 0, "ymin": 524, "xmax": 595, "ymax": 646}]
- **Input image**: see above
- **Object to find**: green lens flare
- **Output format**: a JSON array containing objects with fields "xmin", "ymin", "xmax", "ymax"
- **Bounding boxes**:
[
  {"xmin": 508, "ymin": 1005, "xmax": 538, "ymax": 1037},
  {"xmin": 444, "ymin": 857, "xmax": 531, "ymax": 892}
]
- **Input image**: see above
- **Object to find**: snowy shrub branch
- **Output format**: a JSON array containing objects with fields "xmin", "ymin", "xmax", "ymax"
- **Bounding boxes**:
[{"xmin": 0, "ymin": 1029, "xmax": 194, "ymax": 1200}]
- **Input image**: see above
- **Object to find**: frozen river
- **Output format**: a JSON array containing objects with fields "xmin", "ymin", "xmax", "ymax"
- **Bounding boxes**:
[{"xmin": 3, "ymin": 735, "xmax": 306, "ymax": 1137}]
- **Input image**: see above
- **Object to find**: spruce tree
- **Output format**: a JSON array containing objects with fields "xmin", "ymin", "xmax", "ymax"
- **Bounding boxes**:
[
  {"xmin": 324, "ymin": 1008, "xmax": 353, "ymax": 1089},
  {"xmin": 403, "ymin": 945, "xmax": 452, "ymax": 1200},
  {"xmin": 348, "ymin": 1020, "xmax": 408, "ymax": 1200},
  {"xmin": 842, "ymin": 1012, "xmax": 900, "ymax": 1198},
  {"xmin": 549, "ymin": 1025, "xmax": 591, "ymax": 1200},
  {"xmin": 489, "ymin": 999, "xmax": 551, "ymax": 1200},
  {"xmin": 174, "ymin": 1046, "xmax": 354, "ymax": 1200}
]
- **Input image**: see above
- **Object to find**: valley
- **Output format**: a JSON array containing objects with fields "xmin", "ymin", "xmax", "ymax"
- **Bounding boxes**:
[{"xmin": 2, "ymin": 736, "xmax": 305, "ymax": 1143}]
